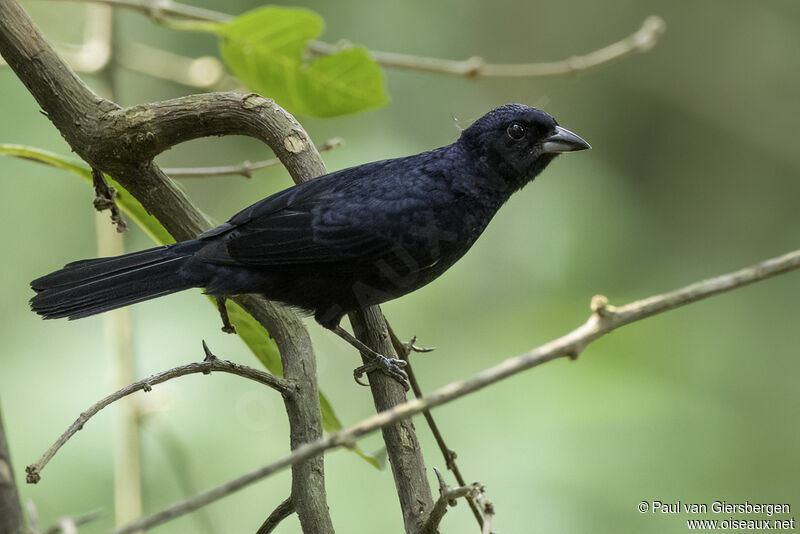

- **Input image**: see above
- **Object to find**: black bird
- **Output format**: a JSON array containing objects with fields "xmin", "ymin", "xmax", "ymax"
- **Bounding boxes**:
[{"xmin": 30, "ymin": 104, "xmax": 589, "ymax": 384}]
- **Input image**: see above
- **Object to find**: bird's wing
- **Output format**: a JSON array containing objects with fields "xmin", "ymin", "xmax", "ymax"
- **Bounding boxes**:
[{"xmin": 195, "ymin": 162, "xmax": 425, "ymax": 269}]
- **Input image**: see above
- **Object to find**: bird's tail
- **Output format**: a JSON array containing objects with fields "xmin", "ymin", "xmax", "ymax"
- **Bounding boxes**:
[{"xmin": 30, "ymin": 243, "xmax": 202, "ymax": 320}]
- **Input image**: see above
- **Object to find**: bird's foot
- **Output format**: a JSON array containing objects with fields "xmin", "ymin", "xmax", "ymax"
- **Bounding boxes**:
[{"xmin": 353, "ymin": 354, "xmax": 410, "ymax": 391}]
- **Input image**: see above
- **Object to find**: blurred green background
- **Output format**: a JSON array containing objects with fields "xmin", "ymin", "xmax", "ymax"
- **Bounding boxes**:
[{"xmin": 1, "ymin": 1, "xmax": 798, "ymax": 532}]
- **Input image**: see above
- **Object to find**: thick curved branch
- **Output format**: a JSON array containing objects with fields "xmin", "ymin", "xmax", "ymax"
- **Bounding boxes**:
[
  {"xmin": 55, "ymin": 0, "xmax": 665, "ymax": 79},
  {"xmin": 114, "ymin": 248, "xmax": 800, "ymax": 530},
  {"xmin": 108, "ymin": 92, "xmax": 326, "ymax": 182},
  {"xmin": 25, "ymin": 345, "xmax": 293, "ymax": 484}
]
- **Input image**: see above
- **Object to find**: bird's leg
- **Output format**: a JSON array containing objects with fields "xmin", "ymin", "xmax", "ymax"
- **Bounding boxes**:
[
  {"xmin": 331, "ymin": 325, "xmax": 409, "ymax": 390},
  {"xmin": 215, "ymin": 297, "xmax": 236, "ymax": 334}
]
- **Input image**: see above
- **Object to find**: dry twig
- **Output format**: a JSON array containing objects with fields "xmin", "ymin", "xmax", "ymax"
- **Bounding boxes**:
[
  {"xmin": 387, "ymin": 324, "xmax": 486, "ymax": 530},
  {"xmin": 26, "ymin": 342, "xmax": 291, "ymax": 483},
  {"xmin": 53, "ymin": 0, "xmax": 665, "ymax": 79},
  {"xmin": 422, "ymin": 468, "xmax": 487, "ymax": 534}
]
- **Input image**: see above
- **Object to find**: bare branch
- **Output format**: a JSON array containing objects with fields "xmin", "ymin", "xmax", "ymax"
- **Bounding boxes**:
[
  {"xmin": 53, "ymin": 0, "xmax": 665, "ymax": 79},
  {"xmin": 26, "ymin": 343, "xmax": 292, "ymax": 484},
  {"xmin": 104, "ymin": 92, "xmax": 326, "ymax": 189},
  {"xmin": 349, "ymin": 307, "xmax": 434, "ymax": 533},
  {"xmin": 256, "ymin": 496, "xmax": 295, "ymax": 534},
  {"xmin": 309, "ymin": 16, "xmax": 666, "ymax": 78},
  {"xmin": 112, "ymin": 248, "xmax": 800, "ymax": 531},
  {"xmin": 164, "ymin": 138, "xmax": 343, "ymax": 179},
  {"xmin": 387, "ymin": 324, "xmax": 485, "ymax": 530}
]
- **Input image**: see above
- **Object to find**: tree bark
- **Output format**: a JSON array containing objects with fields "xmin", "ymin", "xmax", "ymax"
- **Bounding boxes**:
[{"xmin": 350, "ymin": 308, "xmax": 434, "ymax": 534}]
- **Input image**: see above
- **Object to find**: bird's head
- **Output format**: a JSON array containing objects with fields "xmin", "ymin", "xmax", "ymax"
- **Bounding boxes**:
[{"xmin": 459, "ymin": 103, "xmax": 590, "ymax": 192}]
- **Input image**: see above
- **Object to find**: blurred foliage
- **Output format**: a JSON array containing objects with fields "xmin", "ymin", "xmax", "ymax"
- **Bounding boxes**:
[{"xmin": 1, "ymin": 1, "xmax": 798, "ymax": 534}]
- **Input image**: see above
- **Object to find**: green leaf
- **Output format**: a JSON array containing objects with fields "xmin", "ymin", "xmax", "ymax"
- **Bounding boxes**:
[
  {"xmin": 2, "ymin": 144, "xmax": 382, "ymax": 468},
  {"xmin": 217, "ymin": 6, "xmax": 388, "ymax": 117},
  {"xmin": 298, "ymin": 47, "xmax": 387, "ymax": 118}
]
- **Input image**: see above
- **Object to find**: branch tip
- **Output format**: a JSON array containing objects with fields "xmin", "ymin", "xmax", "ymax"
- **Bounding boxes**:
[
  {"xmin": 201, "ymin": 340, "xmax": 217, "ymax": 373},
  {"xmin": 636, "ymin": 16, "xmax": 667, "ymax": 51},
  {"xmin": 25, "ymin": 466, "xmax": 40, "ymax": 484},
  {"xmin": 590, "ymin": 294, "xmax": 616, "ymax": 317}
]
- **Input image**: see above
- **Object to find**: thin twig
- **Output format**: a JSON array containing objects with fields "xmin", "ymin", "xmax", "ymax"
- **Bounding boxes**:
[
  {"xmin": 164, "ymin": 138, "xmax": 343, "ymax": 179},
  {"xmin": 309, "ymin": 16, "xmax": 666, "ymax": 78},
  {"xmin": 53, "ymin": 0, "xmax": 665, "ymax": 79},
  {"xmin": 26, "ymin": 342, "xmax": 292, "ymax": 483},
  {"xmin": 387, "ymin": 323, "xmax": 486, "ymax": 530},
  {"xmin": 111, "ymin": 249, "xmax": 800, "ymax": 533},
  {"xmin": 91, "ymin": 167, "xmax": 127, "ymax": 232},
  {"xmin": 256, "ymin": 496, "xmax": 295, "ymax": 534}
]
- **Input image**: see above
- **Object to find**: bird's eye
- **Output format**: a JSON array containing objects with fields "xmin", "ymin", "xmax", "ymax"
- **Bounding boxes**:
[{"xmin": 506, "ymin": 123, "xmax": 526, "ymax": 141}]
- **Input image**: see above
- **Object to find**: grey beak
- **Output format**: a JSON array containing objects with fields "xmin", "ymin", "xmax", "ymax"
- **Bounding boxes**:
[{"xmin": 541, "ymin": 126, "xmax": 591, "ymax": 153}]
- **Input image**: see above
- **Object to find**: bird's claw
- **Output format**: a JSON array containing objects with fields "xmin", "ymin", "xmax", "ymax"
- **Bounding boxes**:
[{"xmin": 353, "ymin": 354, "xmax": 410, "ymax": 391}]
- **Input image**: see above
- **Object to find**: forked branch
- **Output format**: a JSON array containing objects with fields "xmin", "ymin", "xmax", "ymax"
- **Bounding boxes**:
[{"xmin": 26, "ymin": 342, "xmax": 292, "ymax": 484}]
